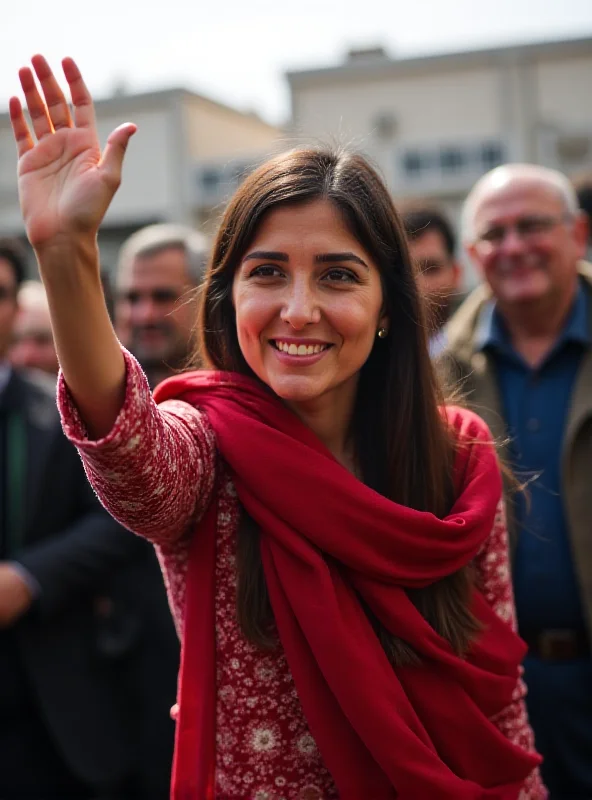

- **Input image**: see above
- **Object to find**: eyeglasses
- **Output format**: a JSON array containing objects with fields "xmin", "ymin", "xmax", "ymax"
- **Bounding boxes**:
[
  {"xmin": 474, "ymin": 214, "xmax": 572, "ymax": 248},
  {"xmin": 118, "ymin": 288, "xmax": 185, "ymax": 306},
  {"xmin": 13, "ymin": 331, "xmax": 54, "ymax": 346}
]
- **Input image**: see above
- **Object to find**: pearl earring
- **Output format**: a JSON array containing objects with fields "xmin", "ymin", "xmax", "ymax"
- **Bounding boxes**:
[{"xmin": 377, "ymin": 328, "xmax": 387, "ymax": 339}]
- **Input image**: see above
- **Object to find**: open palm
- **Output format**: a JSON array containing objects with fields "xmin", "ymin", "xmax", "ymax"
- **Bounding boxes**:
[{"xmin": 10, "ymin": 55, "xmax": 136, "ymax": 250}]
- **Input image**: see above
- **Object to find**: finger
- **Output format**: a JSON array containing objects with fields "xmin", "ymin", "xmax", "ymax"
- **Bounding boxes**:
[
  {"xmin": 62, "ymin": 57, "xmax": 96, "ymax": 130},
  {"xmin": 31, "ymin": 54, "xmax": 73, "ymax": 131},
  {"xmin": 19, "ymin": 66, "xmax": 53, "ymax": 140},
  {"xmin": 100, "ymin": 123, "xmax": 137, "ymax": 190},
  {"xmin": 8, "ymin": 97, "xmax": 34, "ymax": 157}
]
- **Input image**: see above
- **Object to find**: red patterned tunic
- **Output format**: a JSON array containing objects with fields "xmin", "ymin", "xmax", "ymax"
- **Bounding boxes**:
[{"xmin": 58, "ymin": 350, "xmax": 546, "ymax": 800}]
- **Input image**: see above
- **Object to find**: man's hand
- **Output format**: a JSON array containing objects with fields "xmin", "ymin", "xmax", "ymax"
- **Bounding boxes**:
[{"xmin": 0, "ymin": 563, "xmax": 34, "ymax": 627}]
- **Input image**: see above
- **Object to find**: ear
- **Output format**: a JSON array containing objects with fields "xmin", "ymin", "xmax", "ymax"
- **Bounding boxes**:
[
  {"xmin": 573, "ymin": 212, "xmax": 589, "ymax": 260},
  {"xmin": 451, "ymin": 260, "xmax": 463, "ymax": 289},
  {"xmin": 378, "ymin": 311, "xmax": 389, "ymax": 334},
  {"xmin": 465, "ymin": 243, "xmax": 485, "ymax": 279}
]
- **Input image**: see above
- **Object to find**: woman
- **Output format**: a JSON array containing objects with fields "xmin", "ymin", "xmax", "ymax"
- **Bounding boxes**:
[{"xmin": 10, "ymin": 56, "xmax": 545, "ymax": 799}]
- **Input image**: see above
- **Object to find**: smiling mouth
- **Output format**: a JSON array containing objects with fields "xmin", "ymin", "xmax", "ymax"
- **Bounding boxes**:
[{"xmin": 271, "ymin": 340, "xmax": 332, "ymax": 356}]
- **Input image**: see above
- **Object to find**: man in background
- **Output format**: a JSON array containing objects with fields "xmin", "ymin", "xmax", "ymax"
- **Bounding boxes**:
[
  {"xmin": 108, "ymin": 223, "xmax": 210, "ymax": 793},
  {"xmin": 441, "ymin": 164, "xmax": 592, "ymax": 797},
  {"xmin": 10, "ymin": 280, "xmax": 59, "ymax": 375},
  {"xmin": 0, "ymin": 238, "xmax": 149, "ymax": 799},
  {"xmin": 402, "ymin": 205, "xmax": 463, "ymax": 357},
  {"xmin": 115, "ymin": 223, "xmax": 209, "ymax": 386},
  {"xmin": 574, "ymin": 173, "xmax": 592, "ymax": 259}
]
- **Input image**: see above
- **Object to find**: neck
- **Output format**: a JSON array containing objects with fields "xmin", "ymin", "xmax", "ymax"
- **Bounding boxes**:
[
  {"xmin": 285, "ymin": 384, "xmax": 357, "ymax": 473},
  {"xmin": 497, "ymin": 277, "xmax": 579, "ymax": 367}
]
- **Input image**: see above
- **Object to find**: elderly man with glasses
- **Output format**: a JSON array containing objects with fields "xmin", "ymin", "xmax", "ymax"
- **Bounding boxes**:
[{"xmin": 439, "ymin": 163, "xmax": 592, "ymax": 798}]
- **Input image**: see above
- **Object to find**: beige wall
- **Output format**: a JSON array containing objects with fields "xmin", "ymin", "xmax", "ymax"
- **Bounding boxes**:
[
  {"xmin": 0, "ymin": 125, "xmax": 23, "ymax": 233},
  {"xmin": 536, "ymin": 55, "xmax": 592, "ymax": 128},
  {"xmin": 96, "ymin": 107, "xmax": 177, "ymax": 225},
  {"xmin": 293, "ymin": 68, "xmax": 502, "ymax": 146},
  {"xmin": 185, "ymin": 97, "xmax": 281, "ymax": 161}
]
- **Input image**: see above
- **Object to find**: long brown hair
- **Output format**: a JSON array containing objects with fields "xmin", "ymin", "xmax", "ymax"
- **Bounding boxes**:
[{"xmin": 193, "ymin": 148, "xmax": 480, "ymax": 665}]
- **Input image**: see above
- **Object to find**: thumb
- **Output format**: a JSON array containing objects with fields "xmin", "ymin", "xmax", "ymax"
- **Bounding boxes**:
[{"xmin": 100, "ymin": 122, "xmax": 137, "ymax": 189}]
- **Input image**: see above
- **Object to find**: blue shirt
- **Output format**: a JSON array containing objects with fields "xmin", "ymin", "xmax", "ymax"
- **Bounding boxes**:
[{"xmin": 477, "ymin": 281, "xmax": 590, "ymax": 633}]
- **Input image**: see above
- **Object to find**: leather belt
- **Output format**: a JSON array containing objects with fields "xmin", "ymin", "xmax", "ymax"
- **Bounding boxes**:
[{"xmin": 521, "ymin": 629, "xmax": 590, "ymax": 661}]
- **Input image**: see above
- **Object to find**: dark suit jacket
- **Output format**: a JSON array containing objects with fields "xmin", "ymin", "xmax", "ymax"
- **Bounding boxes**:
[{"xmin": 4, "ymin": 368, "xmax": 178, "ymax": 792}]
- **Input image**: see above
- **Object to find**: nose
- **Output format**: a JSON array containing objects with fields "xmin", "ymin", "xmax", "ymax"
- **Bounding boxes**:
[
  {"xmin": 279, "ymin": 279, "xmax": 321, "ymax": 330},
  {"xmin": 130, "ymin": 296, "xmax": 162, "ymax": 326},
  {"xmin": 498, "ymin": 226, "xmax": 527, "ymax": 257}
]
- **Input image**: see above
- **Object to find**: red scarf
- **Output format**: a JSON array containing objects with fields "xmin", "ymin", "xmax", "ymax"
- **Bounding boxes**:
[{"xmin": 153, "ymin": 371, "xmax": 541, "ymax": 799}]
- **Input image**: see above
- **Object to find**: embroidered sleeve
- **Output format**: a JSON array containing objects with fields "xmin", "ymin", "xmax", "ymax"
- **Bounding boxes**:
[
  {"xmin": 474, "ymin": 496, "xmax": 548, "ymax": 799},
  {"xmin": 57, "ymin": 347, "xmax": 216, "ymax": 546}
]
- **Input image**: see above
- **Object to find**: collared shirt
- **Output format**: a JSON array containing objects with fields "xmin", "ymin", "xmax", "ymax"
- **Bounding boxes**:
[{"xmin": 477, "ymin": 280, "xmax": 590, "ymax": 633}]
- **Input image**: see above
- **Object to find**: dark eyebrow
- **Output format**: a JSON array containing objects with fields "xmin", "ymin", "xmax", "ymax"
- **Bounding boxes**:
[
  {"xmin": 243, "ymin": 251, "xmax": 289, "ymax": 262},
  {"xmin": 315, "ymin": 252, "xmax": 369, "ymax": 269},
  {"xmin": 242, "ymin": 250, "xmax": 369, "ymax": 269}
]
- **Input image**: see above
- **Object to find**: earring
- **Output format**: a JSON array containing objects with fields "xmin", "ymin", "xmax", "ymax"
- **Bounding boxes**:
[{"xmin": 377, "ymin": 328, "xmax": 388, "ymax": 339}]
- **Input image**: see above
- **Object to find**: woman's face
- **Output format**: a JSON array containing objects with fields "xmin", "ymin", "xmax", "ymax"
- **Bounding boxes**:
[{"xmin": 232, "ymin": 199, "xmax": 387, "ymax": 411}]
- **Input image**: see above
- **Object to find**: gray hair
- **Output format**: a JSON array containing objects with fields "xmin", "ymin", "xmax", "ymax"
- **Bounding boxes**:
[
  {"xmin": 461, "ymin": 163, "xmax": 581, "ymax": 243},
  {"xmin": 18, "ymin": 279, "xmax": 49, "ymax": 311},
  {"xmin": 116, "ymin": 223, "xmax": 210, "ymax": 286}
]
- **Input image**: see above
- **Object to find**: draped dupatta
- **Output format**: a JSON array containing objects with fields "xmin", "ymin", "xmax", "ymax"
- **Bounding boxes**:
[{"xmin": 153, "ymin": 371, "xmax": 540, "ymax": 799}]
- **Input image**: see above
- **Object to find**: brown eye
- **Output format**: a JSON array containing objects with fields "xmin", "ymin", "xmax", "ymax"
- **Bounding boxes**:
[
  {"xmin": 249, "ymin": 265, "xmax": 283, "ymax": 278},
  {"xmin": 323, "ymin": 268, "xmax": 358, "ymax": 283}
]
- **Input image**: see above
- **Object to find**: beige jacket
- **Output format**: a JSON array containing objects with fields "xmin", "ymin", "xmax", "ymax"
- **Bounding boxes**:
[{"xmin": 439, "ymin": 261, "xmax": 592, "ymax": 634}]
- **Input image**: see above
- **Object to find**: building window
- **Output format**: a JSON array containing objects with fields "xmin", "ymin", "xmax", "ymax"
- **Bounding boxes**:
[
  {"xmin": 400, "ymin": 139, "xmax": 506, "ymax": 183},
  {"xmin": 402, "ymin": 150, "xmax": 434, "ymax": 179},
  {"xmin": 200, "ymin": 168, "xmax": 221, "ymax": 192},
  {"xmin": 440, "ymin": 147, "xmax": 465, "ymax": 174},
  {"xmin": 480, "ymin": 141, "xmax": 504, "ymax": 170}
]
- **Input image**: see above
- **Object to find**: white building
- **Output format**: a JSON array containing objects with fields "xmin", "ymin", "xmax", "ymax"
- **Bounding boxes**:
[
  {"xmin": 0, "ymin": 87, "xmax": 283, "ymax": 272},
  {"xmin": 287, "ymin": 35, "xmax": 592, "ymax": 235}
]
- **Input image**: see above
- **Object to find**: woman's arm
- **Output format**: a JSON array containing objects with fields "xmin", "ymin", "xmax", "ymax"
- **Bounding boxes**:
[
  {"xmin": 10, "ymin": 55, "xmax": 136, "ymax": 438},
  {"xmin": 11, "ymin": 56, "xmax": 216, "ymax": 543},
  {"xmin": 59, "ymin": 348, "xmax": 217, "ymax": 545}
]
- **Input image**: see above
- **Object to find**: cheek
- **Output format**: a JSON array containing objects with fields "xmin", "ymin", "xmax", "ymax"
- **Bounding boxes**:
[
  {"xmin": 480, "ymin": 256, "xmax": 501, "ymax": 283},
  {"xmin": 234, "ymin": 291, "xmax": 274, "ymax": 328},
  {"xmin": 0, "ymin": 306, "xmax": 17, "ymax": 331},
  {"xmin": 328, "ymin": 294, "xmax": 380, "ymax": 347},
  {"xmin": 233, "ymin": 290, "xmax": 277, "ymax": 348},
  {"xmin": 546, "ymin": 239, "xmax": 573, "ymax": 271}
]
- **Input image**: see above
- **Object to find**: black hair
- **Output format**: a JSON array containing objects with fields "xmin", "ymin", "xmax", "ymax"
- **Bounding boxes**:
[
  {"xmin": 0, "ymin": 238, "xmax": 28, "ymax": 289},
  {"xmin": 401, "ymin": 206, "xmax": 456, "ymax": 258}
]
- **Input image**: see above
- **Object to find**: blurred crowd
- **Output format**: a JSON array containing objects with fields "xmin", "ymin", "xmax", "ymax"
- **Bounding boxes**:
[{"xmin": 0, "ymin": 162, "xmax": 591, "ymax": 799}]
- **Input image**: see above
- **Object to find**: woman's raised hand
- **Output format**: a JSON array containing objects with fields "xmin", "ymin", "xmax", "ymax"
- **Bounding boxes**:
[{"xmin": 9, "ymin": 56, "xmax": 136, "ymax": 252}]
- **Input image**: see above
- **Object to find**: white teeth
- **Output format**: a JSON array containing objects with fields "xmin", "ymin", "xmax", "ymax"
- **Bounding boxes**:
[{"xmin": 274, "ymin": 341, "xmax": 328, "ymax": 356}]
